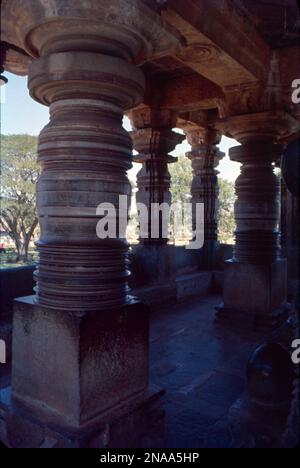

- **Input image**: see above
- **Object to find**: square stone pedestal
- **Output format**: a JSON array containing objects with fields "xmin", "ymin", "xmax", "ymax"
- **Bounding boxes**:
[
  {"xmin": 216, "ymin": 258, "xmax": 290, "ymax": 330},
  {"xmin": 130, "ymin": 244, "xmax": 176, "ymax": 305},
  {"xmin": 130, "ymin": 244, "xmax": 175, "ymax": 287},
  {"xmin": 196, "ymin": 240, "xmax": 220, "ymax": 271},
  {"xmin": 0, "ymin": 297, "xmax": 164, "ymax": 448}
]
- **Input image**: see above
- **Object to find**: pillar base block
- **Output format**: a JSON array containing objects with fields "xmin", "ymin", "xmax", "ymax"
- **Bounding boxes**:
[
  {"xmin": 216, "ymin": 258, "xmax": 291, "ymax": 331},
  {"xmin": 130, "ymin": 244, "xmax": 175, "ymax": 288},
  {"xmin": 215, "ymin": 302, "xmax": 291, "ymax": 332},
  {"xmin": 0, "ymin": 385, "xmax": 165, "ymax": 448},
  {"xmin": 197, "ymin": 240, "xmax": 220, "ymax": 270},
  {"xmin": 1, "ymin": 296, "xmax": 165, "ymax": 447}
]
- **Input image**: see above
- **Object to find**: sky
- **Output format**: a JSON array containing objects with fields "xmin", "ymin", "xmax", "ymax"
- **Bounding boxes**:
[{"xmin": 1, "ymin": 72, "xmax": 241, "ymax": 182}]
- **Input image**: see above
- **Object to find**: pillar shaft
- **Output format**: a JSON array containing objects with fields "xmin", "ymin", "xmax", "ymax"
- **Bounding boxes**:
[
  {"xmin": 280, "ymin": 180, "xmax": 300, "ymax": 303},
  {"xmin": 129, "ymin": 108, "xmax": 184, "ymax": 244},
  {"xmin": 230, "ymin": 141, "xmax": 282, "ymax": 264},
  {"xmin": 1, "ymin": 0, "xmax": 182, "ymax": 311},
  {"xmin": 30, "ymin": 52, "xmax": 144, "ymax": 311},
  {"xmin": 186, "ymin": 128, "xmax": 224, "ymax": 241},
  {"xmin": 280, "ymin": 177, "xmax": 288, "ymax": 252},
  {"xmin": 185, "ymin": 127, "xmax": 224, "ymax": 269}
]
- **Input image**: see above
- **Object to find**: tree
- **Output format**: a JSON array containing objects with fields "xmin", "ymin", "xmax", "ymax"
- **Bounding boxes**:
[
  {"xmin": 169, "ymin": 155, "xmax": 236, "ymax": 244},
  {"xmin": 169, "ymin": 156, "xmax": 236, "ymax": 244},
  {"xmin": 218, "ymin": 178, "xmax": 236, "ymax": 244},
  {"xmin": 0, "ymin": 134, "xmax": 39, "ymax": 262},
  {"xmin": 169, "ymin": 154, "xmax": 193, "ymax": 206}
]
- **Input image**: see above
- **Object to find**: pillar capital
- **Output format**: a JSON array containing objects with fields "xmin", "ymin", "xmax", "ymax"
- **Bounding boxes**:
[
  {"xmin": 222, "ymin": 111, "xmax": 298, "ymax": 145},
  {"xmin": 2, "ymin": 0, "xmax": 182, "ymax": 66},
  {"xmin": 128, "ymin": 105, "xmax": 184, "ymax": 162},
  {"xmin": 184, "ymin": 126, "xmax": 221, "ymax": 148},
  {"xmin": 128, "ymin": 105, "xmax": 179, "ymax": 130},
  {"xmin": 131, "ymin": 128, "xmax": 183, "ymax": 164},
  {"xmin": 183, "ymin": 125, "xmax": 224, "ymax": 170},
  {"xmin": 29, "ymin": 51, "xmax": 145, "ymax": 110}
]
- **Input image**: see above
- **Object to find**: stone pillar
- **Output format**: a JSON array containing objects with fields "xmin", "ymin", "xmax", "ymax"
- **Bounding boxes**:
[
  {"xmin": 185, "ymin": 127, "xmax": 224, "ymax": 269},
  {"xmin": 281, "ymin": 139, "xmax": 300, "ymax": 305},
  {"xmin": 32, "ymin": 55, "xmax": 143, "ymax": 312},
  {"xmin": 279, "ymin": 174, "xmax": 287, "ymax": 253},
  {"xmin": 129, "ymin": 106, "xmax": 184, "ymax": 244},
  {"xmin": 219, "ymin": 112, "xmax": 294, "ymax": 330},
  {"xmin": 0, "ymin": 0, "xmax": 181, "ymax": 448},
  {"xmin": 281, "ymin": 185, "xmax": 300, "ymax": 304},
  {"xmin": 127, "ymin": 107, "xmax": 184, "ymax": 295}
]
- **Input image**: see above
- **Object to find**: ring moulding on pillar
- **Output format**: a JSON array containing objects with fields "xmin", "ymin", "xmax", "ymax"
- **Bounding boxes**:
[
  {"xmin": 28, "ymin": 51, "xmax": 146, "ymax": 311},
  {"xmin": 1, "ymin": 0, "xmax": 183, "ymax": 311}
]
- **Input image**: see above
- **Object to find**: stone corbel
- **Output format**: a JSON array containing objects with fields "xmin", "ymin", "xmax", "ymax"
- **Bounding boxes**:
[{"xmin": 217, "ymin": 52, "xmax": 286, "ymax": 121}]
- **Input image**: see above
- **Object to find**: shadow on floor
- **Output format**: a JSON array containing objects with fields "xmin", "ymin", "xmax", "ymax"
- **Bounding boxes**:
[{"xmin": 149, "ymin": 294, "xmax": 263, "ymax": 448}]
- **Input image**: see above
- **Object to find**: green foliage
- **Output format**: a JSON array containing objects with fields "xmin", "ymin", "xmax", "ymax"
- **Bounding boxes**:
[
  {"xmin": 0, "ymin": 134, "xmax": 39, "ymax": 262},
  {"xmin": 217, "ymin": 178, "xmax": 236, "ymax": 244},
  {"xmin": 169, "ymin": 155, "xmax": 193, "ymax": 205},
  {"xmin": 169, "ymin": 154, "xmax": 236, "ymax": 244}
]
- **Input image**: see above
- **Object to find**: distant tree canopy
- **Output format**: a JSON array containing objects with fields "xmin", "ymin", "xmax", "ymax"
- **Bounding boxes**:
[
  {"xmin": 170, "ymin": 154, "xmax": 236, "ymax": 244},
  {"xmin": 169, "ymin": 155, "xmax": 193, "ymax": 206},
  {"xmin": 0, "ymin": 134, "xmax": 39, "ymax": 262},
  {"xmin": 217, "ymin": 178, "xmax": 236, "ymax": 244}
]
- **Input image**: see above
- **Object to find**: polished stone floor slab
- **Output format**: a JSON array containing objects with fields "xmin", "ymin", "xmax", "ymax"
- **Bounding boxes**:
[{"xmin": 149, "ymin": 294, "xmax": 263, "ymax": 448}]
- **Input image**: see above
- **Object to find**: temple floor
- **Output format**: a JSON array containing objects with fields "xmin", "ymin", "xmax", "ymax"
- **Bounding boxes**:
[
  {"xmin": 0, "ymin": 293, "xmax": 266, "ymax": 448},
  {"xmin": 149, "ymin": 294, "xmax": 263, "ymax": 448}
]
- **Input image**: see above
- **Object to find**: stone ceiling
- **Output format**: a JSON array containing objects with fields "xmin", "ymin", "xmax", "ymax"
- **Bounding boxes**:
[
  {"xmin": 1, "ymin": 0, "xmax": 299, "ymax": 124},
  {"xmin": 237, "ymin": 0, "xmax": 300, "ymax": 47}
]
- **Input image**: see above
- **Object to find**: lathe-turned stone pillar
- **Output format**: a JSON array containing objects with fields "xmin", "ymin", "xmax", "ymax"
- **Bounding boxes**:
[
  {"xmin": 127, "ymin": 106, "xmax": 184, "ymax": 294},
  {"xmin": 185, "ymin": 127, "xmax": 224, "ymax": 269},
  {"xmin": 0, "ymin": 0, "xmax": 181, "ymax": 448},
  {"xmin": 32, "ymin": 56, "xmax": 143, "ymax": 311},
  {"xmin": 129, "ymin": 106, "xmax": 184, "ymax": 244},
  {"xmin": 277, "ymin": 141, "xmax": 299, "ymax": 305},
  {"xmin": 219, "ymin": 112, "xmax": 295, "ymax": 330}
]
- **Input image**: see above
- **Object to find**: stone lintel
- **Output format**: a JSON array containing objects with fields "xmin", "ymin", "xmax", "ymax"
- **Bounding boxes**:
[{"xmin": 164, "ymin": 0, "xmax": 271, "ymax": 85}]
